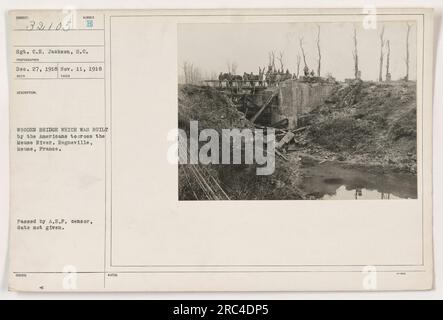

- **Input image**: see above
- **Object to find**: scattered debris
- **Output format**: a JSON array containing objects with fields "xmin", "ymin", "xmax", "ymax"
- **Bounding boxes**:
[
  {"xmin": 276, "ymin": 131, "xmax": 295, "ymax": 149},
  {"xmin": 270, "ymin": 118, "xmax": 289, "ymax": 129},
  {"xmin": 275, "ymin": 148, "xmax": 289, "ymax": 161}
]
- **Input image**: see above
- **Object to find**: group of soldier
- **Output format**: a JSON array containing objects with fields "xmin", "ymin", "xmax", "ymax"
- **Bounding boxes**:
[{"xmin": 218, "ymin": 65, "xmax": 318, "ymax": 88}]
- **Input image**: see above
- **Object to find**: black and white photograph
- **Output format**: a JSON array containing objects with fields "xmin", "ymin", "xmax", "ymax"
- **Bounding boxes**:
[
  {"xmin": 178, "ymin": 21, "xmax": 418, "ymax": 200},
  {"xmin": 1, "ymin": 5, "xmax": 437, "ymax": 297}
]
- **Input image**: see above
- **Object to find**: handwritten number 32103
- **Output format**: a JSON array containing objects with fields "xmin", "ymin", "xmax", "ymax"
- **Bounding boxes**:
[{"xmin": 26, "ymin": 18, "xmax": 72, "ymax": 31}]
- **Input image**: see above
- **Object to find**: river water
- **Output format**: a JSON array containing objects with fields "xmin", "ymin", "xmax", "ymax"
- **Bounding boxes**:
[{"xmin": 300, "ymin": 160, "xmax": 417, "ymax": 200}]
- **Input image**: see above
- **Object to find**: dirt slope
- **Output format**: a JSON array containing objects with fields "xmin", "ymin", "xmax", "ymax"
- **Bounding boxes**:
[
  {"xmin": 303, "ymin": 80, "xmax": 417, "ymax": 173},
  {"xmin": 178, "ymin": 84, "xmax": 305, "ymax": 200}
]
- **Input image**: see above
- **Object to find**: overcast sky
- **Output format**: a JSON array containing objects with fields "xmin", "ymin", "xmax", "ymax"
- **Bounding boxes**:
[{"xmin": 178, "ymin": 22, "xmax": 417, "ymax": 81}]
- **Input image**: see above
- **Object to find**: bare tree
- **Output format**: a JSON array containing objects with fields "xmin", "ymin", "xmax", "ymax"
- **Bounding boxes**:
[
  {"xmin": 192, "ymin": 67, "xmax": 202, "ymax": 84},
  {"xmin": 299, "ymin": 37, "xmax": 308, "ymax": 71},
  {"xmin": 226, "ymin": 60, "xmax": 232, "ymax": 74},
  {"xmin": 226, "ymin": 61, "xmax": 238, "ymax": 75},
  {"xmin": 296, "ymin": 53, "xmax": 301, "ymax": 78},
  {"xmin": 231, "ymin": 61, "xmax": 238, "ymax": 75},
  {"xmin": 378, "ymin": 25, "xmax": 386, "ymax": 82},
  {"xmin": 182, "ymin": 61, "xmax": 202, "ymax": 84},
  {"xmin": 385, "ymin": 40, "xmax": 391, "ymax": 81},
  {"xmin": 353, "ymin": 27, "xmax": 360, "ymax": 79},
  {"xmin": 270, "ymin": 51, "xmax": 276, "ymax": 72},
  {"xmin": 316, "ymin": 25, "xmax": 322, "ymax": 77},
  {"xmin": 182, "ymin": 61, "xmax": 188, "ymax": 84},
  {"xmin": 183, "ymin": 61, "xmax": 195, "ymax": 84},
  {"xmin": 277, "ymin": 51, "xmax": 284, "ymax": 71},
  {"xmin": 405, "ymin": 23, "xmax": 412, "ymax": 81}
]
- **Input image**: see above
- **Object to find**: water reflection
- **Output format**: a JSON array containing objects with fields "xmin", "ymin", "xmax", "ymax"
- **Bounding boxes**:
[
  {"xmin": 321, "ymin": 185, "xmax": 402, "ymax": 200},
  {"xmin": 301, "ymin": 161, "xmax": 417, "ymax": 200}
]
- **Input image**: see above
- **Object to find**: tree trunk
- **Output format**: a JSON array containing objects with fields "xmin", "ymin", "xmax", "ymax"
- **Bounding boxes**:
[
  {"xmin": 299, "ymin": 38, "xmax": 308, "ymax": 70},
  {"xmin": 385, "ymin": 40, "xmax": 391, "ymax": 81},
  {"xmin": 277, "ymin": 52, "xmax": 284, "ymax": 71},
  {"xmin": 183, "ymin": 62, "xmax": 188, "ymax": 84},
  {"xmin": 353, "ymin": 27, "xmax": 359, "ymax": 79},
  {"xmin": 317, "ymin": 25, "xmax": 321, "ymax": 77},
  {"xmin": 271, "ymin": 52, "xmax": 276, "ymax": 72},
  {"xmin": 296, "ymin": 54, "xmax": 301, "ymax": 78},
  {"xmin": 379, "ymin": 26, "xmax": 385, "ymax": 82},
  {"xmin": 406, "ymin": 24, "xmax": 412, "ymax": 81}
]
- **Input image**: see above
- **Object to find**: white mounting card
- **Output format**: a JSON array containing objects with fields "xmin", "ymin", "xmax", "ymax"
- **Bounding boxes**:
[{"xmin": 7, "ymin": 8, "xmax": 434, "ymax": 292}]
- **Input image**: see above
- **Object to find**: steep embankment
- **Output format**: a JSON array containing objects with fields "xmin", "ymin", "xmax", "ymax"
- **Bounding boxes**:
[
  {"xmin": 178, "ymin": 85, "xmax": 250, "ymax": 131},
  {"xmin": 301, "ymin": 81, "xmax": 417, "ymax": 173},
  {"xmin": 178, "ymin": 85, "xmax": 305, "ymax": 200}
]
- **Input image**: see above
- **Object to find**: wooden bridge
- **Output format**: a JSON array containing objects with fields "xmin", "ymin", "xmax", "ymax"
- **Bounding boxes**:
[
  {"xmin": 204, "ymin": 78, "xmax": 336, "ymax": 129},
  {"xmin": 203, "ymin": 79, "xmax": 272, "ymax": 90}
]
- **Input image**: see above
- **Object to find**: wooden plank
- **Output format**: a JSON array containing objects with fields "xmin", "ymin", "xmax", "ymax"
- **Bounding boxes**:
[
  {"xmin": 250, "ymin": 89, "xmax": 279, "ymax": 123},
  {"xmin": 276, "ymin": 131, "xmax": 295, "ymax": 149}
]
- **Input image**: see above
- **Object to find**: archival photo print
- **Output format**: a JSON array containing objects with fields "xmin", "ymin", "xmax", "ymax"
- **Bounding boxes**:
[{"xmin": 177, "ymin": 21, "xmax": 418, "ymax": 201}]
